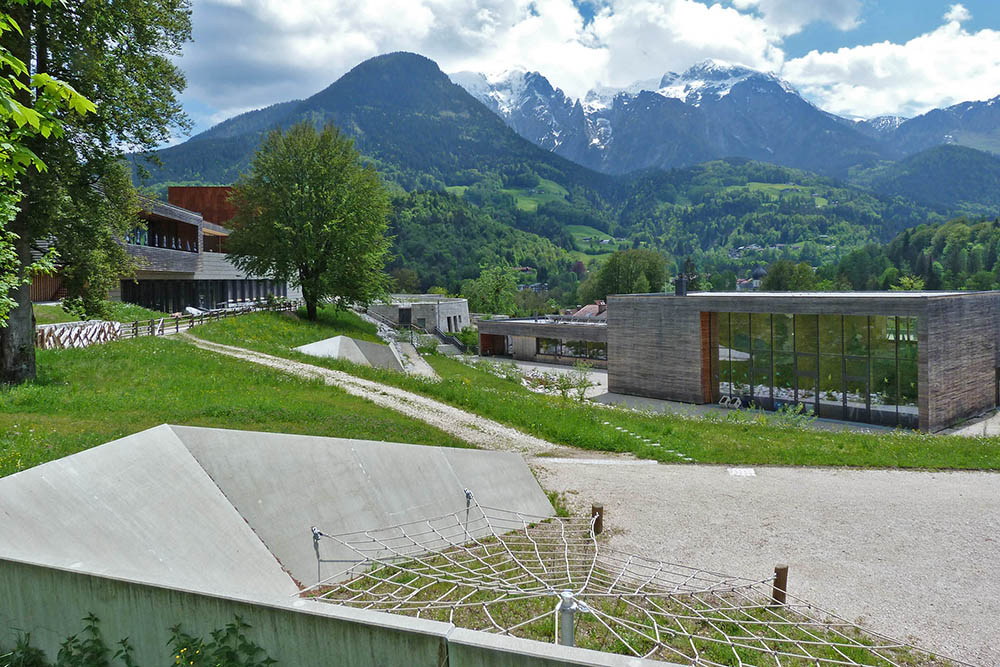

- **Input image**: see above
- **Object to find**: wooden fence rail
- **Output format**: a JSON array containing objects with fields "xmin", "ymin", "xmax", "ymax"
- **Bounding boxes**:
[{"xmin": 35, "ymin": 299, "xmax": 302, "ymax": 350}]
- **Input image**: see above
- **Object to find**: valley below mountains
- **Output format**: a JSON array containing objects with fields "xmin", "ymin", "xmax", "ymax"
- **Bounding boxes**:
[{"xmin": 135, "ymin": 51, "xmax": 1000, "ymax": 294}]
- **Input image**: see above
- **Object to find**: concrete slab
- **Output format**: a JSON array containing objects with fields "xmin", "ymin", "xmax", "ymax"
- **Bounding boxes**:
[
  {"xmin": 172, "ymin": 426, "xmax": 554, "ymax": 586},
  {"xmin": 0, "ymin": 425, "xmax": 297, "ymax": 599},
  {"xmin": 295, "ymin": 335, "xmax": 404, "ymax": 373}
]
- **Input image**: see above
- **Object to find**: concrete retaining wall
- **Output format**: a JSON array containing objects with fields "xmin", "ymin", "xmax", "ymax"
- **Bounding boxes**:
[{"xmin": 0, "ymin": 557, "xmax": 665, "ymax": 667}]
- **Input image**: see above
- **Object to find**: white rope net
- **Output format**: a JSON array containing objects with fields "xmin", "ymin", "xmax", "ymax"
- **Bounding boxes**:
[{"xmin": 301, "ymin": 499, "xmax": 955, "ymax": 666}]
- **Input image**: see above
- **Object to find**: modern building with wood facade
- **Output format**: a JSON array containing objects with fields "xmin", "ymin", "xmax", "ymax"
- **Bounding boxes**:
[
  {"xmin": 478, "ymin": 290, "xmax": 1000, "ymax": 431},
  {"xmin": 32, "ymin": 185, "xmax": 300, "ymax": 312},
  {"xmin": 608, "ymin": 291, "xmax": 1000, "ymax": 432}
]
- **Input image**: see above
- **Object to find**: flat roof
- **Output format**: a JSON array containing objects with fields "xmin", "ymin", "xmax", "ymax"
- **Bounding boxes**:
[
  {"xmin": 614, "ymin": 290, "xmax": 981, "ymax": 299},
  {"xmin": 488, "ymin": 317, "xmax": 607, "ymax": 326}
]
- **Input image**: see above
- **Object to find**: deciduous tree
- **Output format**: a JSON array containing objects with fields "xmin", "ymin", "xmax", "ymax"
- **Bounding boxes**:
[
  {"xmin": 1, "ymin": 0, "xmax": 190, "ymax": 383},
  {"xmin": 228, "ymin": 122, "xmax": 392, "ymax": 321}
]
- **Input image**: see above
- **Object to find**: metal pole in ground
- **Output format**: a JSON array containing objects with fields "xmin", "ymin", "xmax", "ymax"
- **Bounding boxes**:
[{"xmin": 557, "ymin": 591, "xmax": 578, "ymax": 647}]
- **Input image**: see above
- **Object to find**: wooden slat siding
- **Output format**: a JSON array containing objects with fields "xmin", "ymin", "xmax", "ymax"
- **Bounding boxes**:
[
  {"xmin": 921, "ymin": 292, "xmax": 999, "ymax": 431},
  {"xmin": 167, "ymin": 186, "xmax": 236, "ymax": 225},
  {"xmin": 29, "ymin": 272, "xmax": 62, "ymax": 302},
  {"xmin": 607, "ymin": 295, "xmax": 704, "ymax": 403}
]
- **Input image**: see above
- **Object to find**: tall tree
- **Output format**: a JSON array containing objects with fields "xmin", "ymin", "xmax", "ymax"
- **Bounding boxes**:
[
  {"xmin": 462, "ymin": 265, "xmax": 518, "ymax": 315},
  {"xmin": 581, "ymin": 248, "xmax": 667, "ymax": 301},
  {"xmin": 1, "ymin": 0, "xmax": 191, "ymax": 383},
  {"xmin": 228, "ymin": 122, "xmax": 392, "ymax": 320}
]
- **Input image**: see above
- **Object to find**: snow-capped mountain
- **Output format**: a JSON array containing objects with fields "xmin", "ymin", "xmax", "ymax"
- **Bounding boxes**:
[
  {"xmin": 890, "ymin": 95, "xmax": 1000, "ymax": 157},
  {"xmin": 453, "ymin": 59, "xmax": 885, "ymax": 176},
  {"xmin": 448, "ymin": 69, "xmax": 588, "ymax": 157}
]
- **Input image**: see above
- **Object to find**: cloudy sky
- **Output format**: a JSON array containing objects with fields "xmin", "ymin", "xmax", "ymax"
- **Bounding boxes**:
[{"xmin": 175, "ymin": 0, "xmax": 1000, "ymax": 140}]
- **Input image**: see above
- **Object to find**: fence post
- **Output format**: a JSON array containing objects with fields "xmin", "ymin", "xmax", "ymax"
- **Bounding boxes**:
[
  {"xmin": 132, "ymin": 320, "xmax": 137, "ymax": 339},
  {"xmin": 175, "ymin": 316, "xmax": 179, "ymax": 334},
  {"xmin": 591, "ymin": 504, "xmax": 604, "ymax": 535},
  {"xmin": 148, "ymin": 318, "xmax": 154, "ymax": 337},
  {"xmin": 771, "ymin": 564, "xmax": 788, "ymax": 605}
]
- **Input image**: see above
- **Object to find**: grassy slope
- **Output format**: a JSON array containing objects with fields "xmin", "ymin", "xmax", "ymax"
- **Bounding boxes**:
[
  {"xmin": 0, "ymin": 334, "xmax": 466, "ymax": 479},
  {"xmin": 501, "ymin": 178, "xmax": 569, "ymax": 212},
  {"xmin": 193, "ymin": 308, "xmax": 1000, "ymax": 470}
]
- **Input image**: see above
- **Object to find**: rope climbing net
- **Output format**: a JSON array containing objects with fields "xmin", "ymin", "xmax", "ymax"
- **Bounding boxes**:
[{"xmin": 301, "ymin": 498, "xmax": 954, "ymax": 666}]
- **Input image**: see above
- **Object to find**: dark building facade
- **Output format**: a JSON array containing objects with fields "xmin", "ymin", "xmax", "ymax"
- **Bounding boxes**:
[{"xmin": 608, "ymin": 292, "xmax": 1000, "ymax": 432}]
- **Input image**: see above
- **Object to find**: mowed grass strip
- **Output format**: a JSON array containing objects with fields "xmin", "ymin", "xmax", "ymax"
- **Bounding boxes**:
[
  {"xmin": 0, "ymin": 335, "xmax": 467, "ymax": 478},
  {"xmin": 33, "ymin": 301, "xmax": 170, "ymax": 325},
  {"xmin": 194, "ymin": 307, "xmax": 1000, "ymax": 470}
]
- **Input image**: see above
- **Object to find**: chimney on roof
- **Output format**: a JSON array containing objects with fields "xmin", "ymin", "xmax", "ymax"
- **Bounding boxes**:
[
  {"xmin": 596, "ymin": 300, "xmax": 606, "ymax": 314},
  {"xmin": 675, "ymin": 273, "xmax": 687, "ymax": 297}
]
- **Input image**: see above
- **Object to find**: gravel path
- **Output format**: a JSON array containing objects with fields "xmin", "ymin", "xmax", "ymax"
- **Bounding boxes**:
[
  {"xmin": 533, "ymin": 460, "xmax": 999, "ymax": 666},
  {"xmin": 188, "ymin": 335, "xmax": 997, "ymax": 665},
  {"xmin": 184, "ymin": 334, "xmax": 571, "ymax": 457}
]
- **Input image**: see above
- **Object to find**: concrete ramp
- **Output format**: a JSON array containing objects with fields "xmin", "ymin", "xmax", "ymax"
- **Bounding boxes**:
[
  {"xmin": 0, "ymin": 425, "xmax": 297, "ymax": 598},
  {"xmin": 171, "ymin": 426, "xmax": 553, "ymax": 585},
  {"xmin": 0, "ymin": 425, "xmax": 552, "ymax": 594},
  {"xmin": 295, "ymin": 335, "xmax": 404, "ymax": 372}
]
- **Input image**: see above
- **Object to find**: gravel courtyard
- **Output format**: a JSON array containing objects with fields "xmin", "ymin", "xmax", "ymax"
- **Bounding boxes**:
[{"xmin": 533, "ymin": 460, "xmax": 1000, "ymax": 666}]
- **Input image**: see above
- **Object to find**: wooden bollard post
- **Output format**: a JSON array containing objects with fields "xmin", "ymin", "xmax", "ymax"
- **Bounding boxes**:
[
  {"xmin": 591, "ymin": 504, "xmax": 604, "ymax": 535},
  {"xmin": 771, "ymin": 564, "xmax": 788, "ymax": 605}
]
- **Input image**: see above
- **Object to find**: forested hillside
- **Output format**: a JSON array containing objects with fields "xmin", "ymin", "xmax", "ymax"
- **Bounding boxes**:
[
  {"xmin": 388, "ymin": 192, "xmax": 576, "ymax": 295},
  {"xmin": 848, "ymin": 145, "xmax": 1000, "ymax": 216}
]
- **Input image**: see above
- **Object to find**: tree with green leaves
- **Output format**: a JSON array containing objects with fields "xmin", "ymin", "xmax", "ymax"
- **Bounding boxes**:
[
  {"xmin": 761, "ymin": 260, "xmax": 817, "ymax": 291},
  {"xmin": 228, "ymin": 122, "xmax": 392, "ymax": 321},
  {"xmin": 578, "ymin": 248, "xmax": 667, "ymax": 302},
  {"xmin": 0, "ymin": 1, "xmax": 95, "ymax": 326},
  {"xmin": 1, "ymin": 0, "xmax": 190, "ymax": 384},
  {"xmin": 462, "ymin": 265, "xmax": 518, "ymax": 315}
]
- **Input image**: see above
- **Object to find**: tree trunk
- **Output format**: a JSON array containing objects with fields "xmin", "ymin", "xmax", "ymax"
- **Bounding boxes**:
[
  {"xmin": 1, "ymin": 6, "xmax": 37, "ymax": 384},
  {"xmin": 306, "ymin": 298, "xmax": 317, "ymax": 321}
]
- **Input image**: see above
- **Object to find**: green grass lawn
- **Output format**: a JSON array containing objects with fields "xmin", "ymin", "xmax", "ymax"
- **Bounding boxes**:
[
  {"xmin": 34, "ymin": 301, "xmax": 169, "ymax": 325},
  {"xmin": 193, "ymin": 307, "xmax": 1000, "ymax": 471},
  {"xmin": 501, "ymin": 178, "xmax": 569, "ymax": 212},
  {"xmin": 0, "ymin": 335, "xmax": 467, "ymax": 478}
]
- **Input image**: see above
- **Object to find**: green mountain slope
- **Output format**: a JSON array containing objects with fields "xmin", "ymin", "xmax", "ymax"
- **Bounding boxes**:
[
  {"xmin": 138, "ymin": 52, "xmax": 612, "ymax": 195},
  {"xmin": 849, "ymin": 145, "xmax": 1000, "ymax": 216}
]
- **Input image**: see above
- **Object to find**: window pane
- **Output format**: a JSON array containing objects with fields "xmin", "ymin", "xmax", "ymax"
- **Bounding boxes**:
[
  {"xmin": 871, "ymin": 357, "xmax": 896, "ymax": 406},
  {"xmin": 751, "ymin": 313, "xmax": 771, "ymax": 353},
  {"xmin": 844, "ymin": 316, "xmax": 868, "ymax": 356},
  {"xmin": 819, "ymin": 314, "xmax": 842, "ymax": 354},
  {"xmin": 537, "ymin": 338, "xmax": 559, "ymax": 355},
  {"xmin": 899, "ymin": 359, "xmax": 918, "ymax": 408},
  {"xmin": 845, "ymin": 357, "xmax": 868, "ymax": 411},
  {"xmin": 564, "ymin": 340, "xmax": 588, "ymax": 357},
  {"xmin": 819, "ymin": 354, "xmax": 842, "ymax": 406},
  {"xmin": 795, "ymin": 314, "xmax": 818, "ymax": 354},
  {"xmin": 773, "ymin": 314, "xmax": 794, "ymax": 353},
  {"xmin": 731, "ymin": 313, "xmax": 751, "ymax": 395},
  {"xmin": 899, "ymin": 316, "xmax": 918, "ymax": 361},
  {"xmin": 774, "ymin": 353, "xmax": 795, "ymax": 402},
  {"xmin": 587, "ymin": 342, "xmax": 607, "ymax": 360},
  {"xmin": 870, "ymin": 316, "xmax": 895, "ymax": 359},
  {"xmin": 732, "ymin": 313, "xmax": 750, "ymax": 353},
  {"xmin": 797, "ymin": 373, "xmax": 817, "ymax": 403},
  {"xmin": 718, "ymin": 312, "xmax": 732, "ymax": 397}
]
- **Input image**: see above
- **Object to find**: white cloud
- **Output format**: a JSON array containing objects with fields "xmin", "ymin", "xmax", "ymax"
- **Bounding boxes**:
[
  {"xmin": 731, "ymin": 0, "xmax": 861, "ymax": 35},
  {"xmin": 175, "ymin": 0, "xmax": 1000, "ymax": 137},
  {"xmin": 782, "ymin": 17, "xmax": 1000, "ymax": 118},
  {"xmin": 943, "ymin": 3, "xmax": 972, "ymax": 23}
]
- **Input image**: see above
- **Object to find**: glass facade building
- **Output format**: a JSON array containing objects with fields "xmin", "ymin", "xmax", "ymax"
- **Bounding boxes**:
[
  {"xmin": 718, "ymin": 312, "xmax": 918, "ymax": 427},
  {"xmin": 537, "ymin": 337, "xmax": 608, "ymax": 361}
]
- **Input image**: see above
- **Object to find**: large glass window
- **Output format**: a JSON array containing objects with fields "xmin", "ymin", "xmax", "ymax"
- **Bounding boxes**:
[
  {"xmin": 750, "ymin": 313, "xmax": 772, "ymax": 403},
  {"xmin": 731, "ymin": 313, "xmax": 751, "ymax": 397},
  {"xmin": 563, "ymin": 340, "xmax": 589, "ymax": 358},
  {"xmin": 719, "ymin": 312, "xmax": 733, "ymax": 398},
  {"xmin": 773, "ymin": 314, "xmax": 795, "ymax": 404},
  {"xmin": 537, "ymin": 338, "xmax": 559, "ymax": 355},
  {"xmin": 587, "ymin": 341, "xmax": 608, "ymax": 361},
  {"xmin": 714, "ymin": 310, "xmax": 918, "ymax": 426}
]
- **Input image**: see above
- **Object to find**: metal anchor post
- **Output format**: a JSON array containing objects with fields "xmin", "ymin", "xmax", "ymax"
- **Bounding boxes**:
[{"xmin": 557, "ymin": 591, "xmax": 580, "ymax": 647}]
